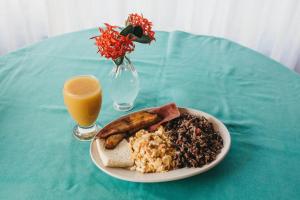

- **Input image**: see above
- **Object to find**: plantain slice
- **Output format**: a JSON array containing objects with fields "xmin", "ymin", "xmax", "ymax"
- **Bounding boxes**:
[
  {"xmin": 98, "ymin": 111, "xmax": 161, "ymax": 139},
  {"xmin": 104, "ymin": 133, "xmax": 126, "ymax": 149}
]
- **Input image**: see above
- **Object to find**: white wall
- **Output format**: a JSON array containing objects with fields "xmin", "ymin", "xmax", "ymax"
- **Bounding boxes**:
[{"xmin": 1, "ymin": 0, "xmax": 300, "ymax": 72}]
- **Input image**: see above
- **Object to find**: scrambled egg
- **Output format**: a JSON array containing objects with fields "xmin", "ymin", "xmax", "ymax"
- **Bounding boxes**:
[{"xmin": 129, "ymin": 126, "xmax": 175, "ymax": 173}]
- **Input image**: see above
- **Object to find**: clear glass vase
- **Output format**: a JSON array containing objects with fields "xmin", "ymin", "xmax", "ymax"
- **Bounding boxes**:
[{"xmin": 108, "ymin": 56, "xmax": 139, "ymax": 111}]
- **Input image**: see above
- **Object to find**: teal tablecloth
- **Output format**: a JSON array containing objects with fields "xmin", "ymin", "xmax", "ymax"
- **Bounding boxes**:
[{"xmin": 0, "ymin": 29, "xmax": 299, "ymax": 200}]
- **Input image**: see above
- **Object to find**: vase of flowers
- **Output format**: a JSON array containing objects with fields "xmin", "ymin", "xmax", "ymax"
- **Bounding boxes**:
[
  {"xmin": 91, "ymin": 14, "xmax": 155, "ymax": 111},
  {"xmin": 109, "ymin": 54, "xmax": 139, "ymax": 111}
]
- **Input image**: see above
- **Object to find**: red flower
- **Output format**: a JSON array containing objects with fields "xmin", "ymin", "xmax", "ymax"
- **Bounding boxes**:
[
  {"xmin": 91, "ymin": 23, "xmax": 135, "ymax": 60},
  {"xmin": 127, "ymin": 13, "xmax": 155, "ymax": 41}
]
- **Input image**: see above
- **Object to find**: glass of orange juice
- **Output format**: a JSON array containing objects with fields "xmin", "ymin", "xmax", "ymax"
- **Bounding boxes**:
[{"xmin": 63, "ymin": 75, "xmax": 102, "ymax": 140}]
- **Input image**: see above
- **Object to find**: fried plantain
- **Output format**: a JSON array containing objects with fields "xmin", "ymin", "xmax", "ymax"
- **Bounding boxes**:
[
  {"xmin": 104, "ymin": 133, "xmax": 126, "ymax": 149},
  {"xmin": 98, "ymin": 111, "xmax": 161, "ymax": 138}
]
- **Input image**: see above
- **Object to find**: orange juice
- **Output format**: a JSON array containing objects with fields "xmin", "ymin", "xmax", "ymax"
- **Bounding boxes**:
[{"xmin": 63, "ymin": 76, "xmax": 102, "ymax": 127}]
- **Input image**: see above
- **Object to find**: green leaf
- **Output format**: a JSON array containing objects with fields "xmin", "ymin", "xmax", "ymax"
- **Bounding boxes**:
[
  {"xmin": 120, "ymin": 25, "xmax": 134, "ymax": 36},
  {"xmin": 113, "ymin": 56, "xmax": 124, "ymax": 66},
  {"xmin": 133, "ymin": 26, "xmax": 143, "ymax": 38},
  {"xmin": 132, "ymin": 34, "xmax": 152, "ymax": 44}
]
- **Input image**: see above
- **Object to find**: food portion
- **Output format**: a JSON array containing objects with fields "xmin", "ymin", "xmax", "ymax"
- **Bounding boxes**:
[
  {"xmin": 98, "ymin": 111, "xmax": 161, "ymax": 139},
  {"xmin": 129, "ymin": 126, "xmax": 175, "ymax": 173},
  {"xmin": 96, "ymin": 139, "xmax": 133, "ymax": 168},
  {"xmin": 165, "ymin": 113, "xmax": 223, "ymax": 168},
  {"xmin": 95, "ymin": 103, "xmax": 224, "ymax": 173},
  {"xmin": 104, "ymin": 133, "xmax": 126, "ymax": 149},
  {"xmin": 148, "ymin": 103, "xmax": 180, "ymax": 131}
]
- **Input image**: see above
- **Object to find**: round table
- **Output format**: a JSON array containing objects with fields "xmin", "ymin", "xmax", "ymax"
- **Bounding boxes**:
[{"xmin": 0, "ymin": 29, "xmax": 299, "ymax": 199}]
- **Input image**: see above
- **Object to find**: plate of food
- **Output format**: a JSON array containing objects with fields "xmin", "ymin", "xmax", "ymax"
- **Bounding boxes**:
[{"xmin": 90, "ymin": 103, "xmax": 231, "ymax": 182}]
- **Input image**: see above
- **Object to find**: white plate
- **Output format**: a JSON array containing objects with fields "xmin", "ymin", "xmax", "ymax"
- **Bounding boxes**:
[{"xmin": 90, "ymin": 107, "xmax": 231, "ymax": 183}]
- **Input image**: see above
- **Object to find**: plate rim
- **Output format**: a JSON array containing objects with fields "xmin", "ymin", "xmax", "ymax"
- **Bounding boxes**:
[{"xmin": 90, "ymin": 106, "xmax": 231, "ymax": 183}]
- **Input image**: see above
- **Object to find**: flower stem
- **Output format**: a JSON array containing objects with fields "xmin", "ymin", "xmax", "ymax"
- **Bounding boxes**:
[{"xmin": 124, "ymin": 55, "xmax": 131, "ymax": 64}]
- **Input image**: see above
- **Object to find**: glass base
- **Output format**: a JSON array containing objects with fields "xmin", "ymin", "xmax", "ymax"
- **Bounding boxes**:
[
  {"xmin": 73, "ymin": 123, "xmax": 100, "ymax": 141},
  {"xmin": 113, "ymin": 102, "xmax": 133, "ymax": 111}
]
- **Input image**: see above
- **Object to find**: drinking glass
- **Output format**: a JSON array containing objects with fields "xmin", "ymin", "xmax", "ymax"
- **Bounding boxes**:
[{"xmin": 63, "ymin": 75, "xmax": 102, "ymax": 140}]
